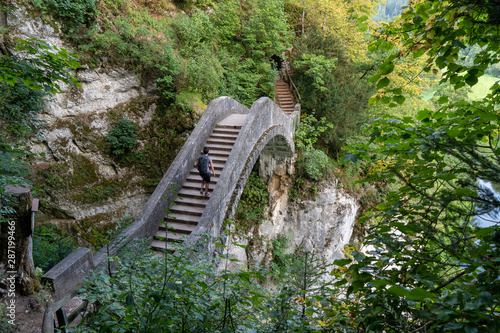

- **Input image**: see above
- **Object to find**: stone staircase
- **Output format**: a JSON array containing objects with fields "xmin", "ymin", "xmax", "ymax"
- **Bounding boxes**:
[
  {"xmin": 275, "ymin": 79, "xmax": 296, "ymax": 114},
  {"xmin": 151, "ymin": 115, "xmax": 247, "ymax": 251}
]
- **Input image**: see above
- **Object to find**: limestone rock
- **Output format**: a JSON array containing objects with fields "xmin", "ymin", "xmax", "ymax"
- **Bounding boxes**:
[{"xmin": 232, "ymin": 179, "xmax": 359, "ymax": 269}]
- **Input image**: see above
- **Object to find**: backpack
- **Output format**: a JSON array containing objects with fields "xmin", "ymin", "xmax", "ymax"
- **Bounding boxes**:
[{"xmin": 197, "ymin": 155, "xmax": 209, "ymax": 174}]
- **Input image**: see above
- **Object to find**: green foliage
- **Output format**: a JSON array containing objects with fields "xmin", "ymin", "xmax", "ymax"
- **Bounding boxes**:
[
  {"xmin": 77, "ymin": 183, "xmax": 119, "ymax": 203},
  {"xmin": 0, "ymin": 82, "xmax": 46, "ymax": 140},
  {"xmin": 106, "ymin": 118, "xmax": 138, "ymax": 156},
  {"xmin": 269, "ymin": 233, "xmax": 293, "ymax": 279},
  {"xmin": 133, "ymin": 103, "xmax": 195, "ymax": 185},
  {"xmin": 293, "ymin": 29, "xmax": 374, "ymax": 153},
  {"xmin": 172, "ymin": 0, "xmax": 215, "ymax": 11},
  {"xmin": 235, "ymin": 170, "xmax": 269, "ymax": 232},
  {"xmin": 32, "ymin": 224, "xmax": 76, "ymax": 273},
  {"xmin": 341, "ymin": 84, "xmax": 500, "ymax": 330},
  {"xmin": 184, "ymin": 45, "xmax": 224, "ymax": 101},
  {"xmin": 33, "ymin": 0, "xmax": 96, "ymax": 32},
  {"xmin": 75, "ymin": 229, "xmax": 345, "ymax": 332},
  {"xmin": 242, "ymin": 0, "xmax": 292, "ymax": 60},
  {"xmin": 0, "ymin": 303, "xmax": 15, "ymax": 333},
  {"xmin": 294, "ymin": 53, "xmax": 337, "ymax": 91},
  {"xmin": 369, "ymin": 0, "xmax": 500, "ymax": 105},
  {"xmin": 294, "ymin": 115, "xmax": 334, "ymax": 181},
  {"xmin": 0, "ymin": 38, "xmax": 80, "ymax": 93},
  {"xmin": 172, "ymin": 9, "xmax": 214, "ymax": 56},
  {"xmin": 75, "ymin": 236, "xmax": 268, "ymax": 332},
  {"xmin": 297, "ymin": 146, "xmax": 332, "ymax": 182},
  {"xmin": 74, "ymin": 214, "xmax": 134, "ymax": 249}
]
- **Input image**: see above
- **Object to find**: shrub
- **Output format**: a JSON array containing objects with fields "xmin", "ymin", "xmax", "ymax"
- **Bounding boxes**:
[
  {"xmin": 297, "ymin": 146, "xmax": 332, "ymax": 181},
  {"xmin": 33, "ymin": 0, "xmax": 97, "ymax": 31},
  {"xmin": 73, "ymin": 214, "xmax": 134, "ymax": 249},
  {"xmin": 0, "ymin": 82, "xmax": 45, "ymax": 140},
  {"xmin": 0, "ymin": 303, "xmax": 15, "ymax": 333},
  {"xmin": 106, "ymin": 118, "xmax": 138, "ymax": 156},
  {"xmin": 269, "ymin": 233, "xmax": 293, "ymax": 279},
  {"xmin": 234, "ymin": 170, "xmax": 269, "ymax": 232}
]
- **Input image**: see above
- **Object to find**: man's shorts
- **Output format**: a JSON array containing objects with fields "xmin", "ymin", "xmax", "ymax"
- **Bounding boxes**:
[{"xmin": 200, "ymin": 172, "xmax": 211, "ymax": 182}]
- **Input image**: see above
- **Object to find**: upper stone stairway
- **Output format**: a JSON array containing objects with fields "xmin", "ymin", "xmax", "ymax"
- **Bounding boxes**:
[
  {"xmin": 151, "ymin": 114, "xmax": 247, "ymax": 251},
  {"xmin": 275, "ymin": 79, "xmax": 296, "ymax": 114}
]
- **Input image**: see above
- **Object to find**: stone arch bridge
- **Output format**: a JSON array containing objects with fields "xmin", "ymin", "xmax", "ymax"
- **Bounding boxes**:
[
  {"xmin": 41, "ymin": 96, "xmax": 300, "ymax": 331},
  {"xmin": 150, "ymin": 96, "xmax": 299, "ymax": 252}
]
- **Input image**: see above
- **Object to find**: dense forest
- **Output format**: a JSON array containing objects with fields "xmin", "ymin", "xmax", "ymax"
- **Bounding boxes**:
[{"xmin": 1, "ymin": 0, "xmax": 499, "ymax": 331}]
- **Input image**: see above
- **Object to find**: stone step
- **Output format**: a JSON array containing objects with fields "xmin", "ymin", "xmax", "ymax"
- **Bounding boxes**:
[
  {"xmin": 170, "ymin": 203, "xmax": 204, "ymax": 216},
  {"xmin": 152, "ymin": 118, "xmax": 244, "ymax": 254},
  {"xmin": 216, "ymin": 124, "xmax": 243, "ymax": 130},
  {"xmin": 177, "ymin": 188, "xmax": 214, "ymax": 200},
  {"xmin": 206, "ymin": 138, "xmax": 237, "ymax": 145},
  {"xmin": 205, "ymin": 143, "xmax": 233, "ymax": 152},
  {"xmin": 206, "ymin": 137, "xmax": 236, "ymax": 145},
  {"xmin": 209, "ymin": 133, "xmax": 239, "ymax": 140},
  {"xmin": 161, "ymin": 222, "xmax": 197, "ymax": 234},
  {"xmin": 155, "ymin": 230, "xmax": 185, "ymax": 242},
  {"xmin": 165, "ymin": 212, "xmax": 201, "ymax": 225},
  {"xmin": 212, "ymin": 130, "xmax": 241, "ymax": 137},
  {"xmin": 151, "ymin": 239, "xmax": 175, "ymax": 251}
]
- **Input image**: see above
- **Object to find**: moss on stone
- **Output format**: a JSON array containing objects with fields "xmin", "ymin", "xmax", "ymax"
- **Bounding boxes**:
[{"xmin": 72, "ymin": 208, "xmax": 128, "ymax": 249}]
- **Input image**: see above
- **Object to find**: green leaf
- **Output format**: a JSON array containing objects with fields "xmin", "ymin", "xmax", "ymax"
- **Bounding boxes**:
[
  {"xmin": 342, "ymin": 154, "xmax": 359, "ymax": 163},
  {"xmin": 394, "ymin": 95, "xmax": 405, "ymax": 105},
  {"xmin": 371, "ymin": 279, "xmax": 391, "ymax": 287},
  {"xmin": 387, "ymin": 285, "xmax": 408, "ymax": 297},
  {"xmin": 465, "ymin": 75, "xmax": 478, "ymax": 87},
  {"xmin": 437, "ymin": 96, "xmax": 449, "ymax": 104},
  {"xmin": 379, "ymin": 62, "xmax": 395, "ymax": 75},
  {"xmin": 333, "ymin": 258, "xmax": 352, "ymax": 266},
  {"xmin": 377, "ymin": 77, "xmax": 390, "ymax": 89},
  {"xmin": 407, "ymin": 287, "xmax": 435, "ymax": 301},
  {"xmin": 369, "ymin": 74, "xmax": 381, "ymax": 83}
]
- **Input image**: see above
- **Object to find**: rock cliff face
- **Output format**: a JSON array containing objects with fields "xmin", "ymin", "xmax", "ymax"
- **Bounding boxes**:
[
  {"xmin": 226, "ymin": 177, "xmax": 359, "ymax": 271},
  {"xmin": 6, "ymin": 5, "xmax": 161, "ymax": 235}
]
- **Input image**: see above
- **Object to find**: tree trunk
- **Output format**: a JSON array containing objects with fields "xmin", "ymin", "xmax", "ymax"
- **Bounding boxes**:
[{"xmin": 0, "ymin": 186, "xmax": 40, "ymax": 295}]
